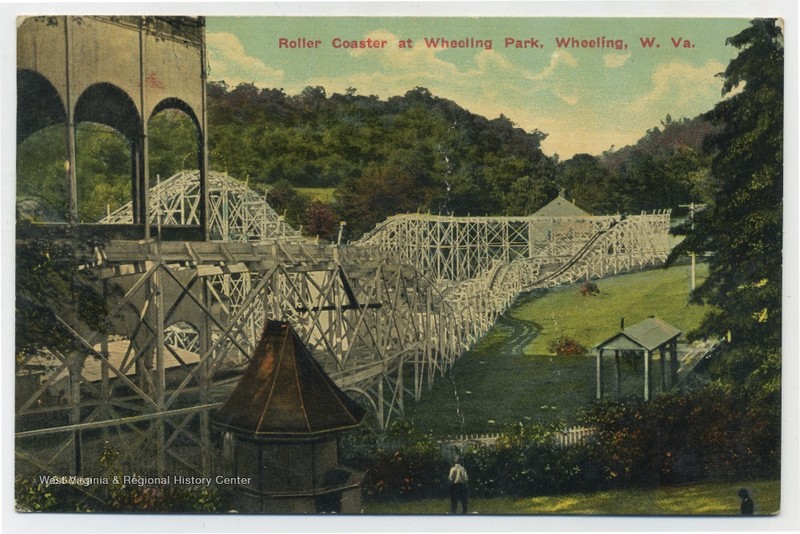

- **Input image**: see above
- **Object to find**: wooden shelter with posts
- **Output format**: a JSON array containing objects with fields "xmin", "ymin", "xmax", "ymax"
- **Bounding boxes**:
[
  {"xmin": 593, "ymin": 317, "xmax": 682, "ymax": 401},
  {"xmin": 213, "ymin": 320, "xmax": 365, "ymax": 514}
]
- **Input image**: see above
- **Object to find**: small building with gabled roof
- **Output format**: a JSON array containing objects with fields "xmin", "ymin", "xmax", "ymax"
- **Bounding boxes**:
[
  {"xmin": 213, "ymin": 320, "xmax": 365, "ymax": 513},
  {"xmin": 593, "ymin": 316, "xmax": 682, "ymax": 401},
  {"xmin": 532, "ymin": 189, "xmax": 591, "ymax": 217}
]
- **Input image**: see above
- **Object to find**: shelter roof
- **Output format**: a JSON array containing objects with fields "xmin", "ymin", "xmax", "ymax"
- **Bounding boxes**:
[
  {"xmin": 213, "ymin": 321, "xmax": 365, "ymax": 438},
  {"xmin": 594, "ymin": 316, "xmax": 682, "ymax": 352},
  {"xmin": 532, "ymin": 192, "xmax": 591, "ymax": 217}
]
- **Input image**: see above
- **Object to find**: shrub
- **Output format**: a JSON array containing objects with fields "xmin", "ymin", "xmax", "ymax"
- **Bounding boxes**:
[
  {"xmin": 580, "ymin": 280, "xmax": 600, "ymax": 296},
  {"xmin": 547, "ymin": 335, "xmax": 587, "ymax": 355},
  {"xmin": 14, "ymin": 476, "xmax": 57, "ymax": 512},
  {"xmin": 579, "ymin": 383, "xmax": 780, "ymax": 488}
]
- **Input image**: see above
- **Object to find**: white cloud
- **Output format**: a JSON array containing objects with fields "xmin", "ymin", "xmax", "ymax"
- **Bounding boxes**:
[
  {"xmin": 207, "ymin": 32, "xmax": 284, "ymax": 87},
  {"xmin": 604, "ymin": 52, "xmax": 631, "ymax": 68},
  {"xmin": 292, "ymin": 33, "xmax": 579, "ymax": 121},
  {"xmin": 530, "ymin": 50, "xmax": 578, "ymax": 81},
  {"xmin": 630, "ymin": 60, "xmax": 725, "ymax": 113},
  {"xmin": 553, "ymin": 88, "xmax": 579, "ymax": 106}
]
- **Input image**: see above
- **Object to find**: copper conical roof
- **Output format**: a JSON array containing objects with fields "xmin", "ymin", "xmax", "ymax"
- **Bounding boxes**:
[{"xmin": 213, "ymin": 320, "xmax": 365, "ymax": 437}]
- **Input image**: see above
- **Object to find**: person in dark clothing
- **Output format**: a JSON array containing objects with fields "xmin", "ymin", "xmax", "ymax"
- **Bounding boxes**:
[
  {"xmin": 739, "ymin": 488, "xmax": 754, "ymax": 514},
  {"xmin": 448, "ymin": 457, "xmax": 468, "ymax": 514}
]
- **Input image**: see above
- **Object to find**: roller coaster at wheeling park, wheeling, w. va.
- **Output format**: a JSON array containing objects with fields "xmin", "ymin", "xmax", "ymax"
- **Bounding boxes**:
[{"xmin": 14, "ymin": 16, "xmax": 672, "ymax": 482}]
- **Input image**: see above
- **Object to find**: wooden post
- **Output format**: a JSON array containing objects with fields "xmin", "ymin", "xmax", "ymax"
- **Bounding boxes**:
[
  {"xmin": 596, "ymin": 349, "xmax": 603, "ymax": 400},
  {"xmin": 68, "ymin": 354, "xmax": 83, "ymax": 474},
  {"xmin": 659, "ymin": 345, "xmax": 667, "ymax": 392},
  {"xmin": 397, "ymin": 356, "xmax": 404, "ymax": 415},
  {"xmin": 199, "ymin": 21, "xmax": 210, "ymax": 241},
  {"xmin": 63, "ymin": 17, "xmax": 78, "ymax": 224},
  {"xmin": 100, "ymin": 335, "xmax": 110, "ymax": 442},
  {"xmin": 377, "ymin": 378, "xmax": 385, "ymax": 430},
  {"xmin": 614, "ymin": 350, "xmax": 621, "ymax": 398},
  {"xmin": 154, "ymin": 264, "xmax": 166, "ymax": 476},
  {"xmin": 200, "ymin": 279, "xmax": 212, "ymax": 475},
  {"xmin": 670, "ymin": 340, "xmax": 679, "ymax": 387},
  {"xmin": 644, "ymin": 350, "xmax": 651, "ymax": 401},
  {"xmin": 138, "ymin": 18, "xmax": 150, "ymax": 238}
]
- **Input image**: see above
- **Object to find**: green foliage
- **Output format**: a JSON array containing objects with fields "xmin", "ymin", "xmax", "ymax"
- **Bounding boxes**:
[
  {"xmin": 304, "ymin": 199, "xmax": 340, "ymax": 241},
  {"xmin": 669, "ymin": 19, "xmax": 783, "ymax": 403},
  {"xmin": 16, "ymin": 122, "xmax": 133, "ymax": 223},
  {"xmin": 335, "ymin": 164, "xmax": 429, "ymax": 238},
  {"xmin": 558, "ymin": 117, "xmax": 716, "ymax": 215},
  {"xmin": 15, "ymin": 231, "xmax": 110, "ymax": 358},
  {"xmin": 504, "ymin": 176, "xmax": 557, "ymax": 216},
  {"xmin": 364, "ymin": 479, "xmax": 781, "ymax": 515},
  {"xmin": 16, "ymin": 125, "xmax": 70, "ymax": 222},
  {"xmin": 264, "ymin": 179, "xmax": 310, "ymax": 228},
  {"xmin": 345, "ymin": 421, "xmax": 449, "ymax": 501},
  {"xmin": 103, "ymin": 483, "xmax": 222, "ymax": 513},
  {"xmin": 359, "ymin": 386, "xmax": 777, "ymax": 505},
  {"xmin": 579, "ymin": 280, "xmax": 600, "ymax": 296},
  {"xmin": 556, "ymin": 154, "xmax": 617, "ymax": 214},
  {"xmin": 207, "ymin": 83, "xmax": 558, "ymax": 237},
  {"xmin": 581, "ymin": 383, "xmax": 780, "ymax": 488},
  {"xmin": 462, "ymin": 422, "xmax": 596, "ymax": 498},
  {"xmin": 99, "ymin": 441, "xmax": 222, "ymax": 513},
  {"xmin": 14, "ymin": 476, "xmax": 57, "ymax": 512},
  {"xmin": 148, "ymin": 109, "xmax": 200, "ymax": 181}
]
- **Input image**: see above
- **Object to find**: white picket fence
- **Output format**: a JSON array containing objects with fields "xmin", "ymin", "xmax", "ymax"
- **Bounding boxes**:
[
  {"xmin": 441, "ymin": 426, "xmax": 596, "ymax": 450},
  {"xmin": 553, "ymin": 426, "xmax": 596, "ymax": 448},
  {"xmin": 445, "ymin": 433, "xmax": 503, "ymax": 447}
]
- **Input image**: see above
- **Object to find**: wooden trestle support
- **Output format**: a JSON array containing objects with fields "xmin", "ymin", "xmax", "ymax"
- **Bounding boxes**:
[{"xmin": 16, "ymin": 204, "xmax": 671, "ymax": 489}]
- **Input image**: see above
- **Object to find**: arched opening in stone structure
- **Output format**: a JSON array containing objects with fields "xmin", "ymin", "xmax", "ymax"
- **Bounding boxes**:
[
  {"xmin": 16, "ymin": 70, "xmax": 68, "ymax": 222},
  {"xmin": 147, "ymin": 100, "xmax": 203, "ymax": 225},
  {"xmin": 73, "ymin": 82, "xmax": 141, "ymax": 223},
  {"xmin": 73, "ymin": 123, "xmax": 133, "ymax": 223}
]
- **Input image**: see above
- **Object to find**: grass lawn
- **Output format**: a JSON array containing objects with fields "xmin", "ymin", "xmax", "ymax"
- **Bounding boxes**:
[
  {"xmin": 296, "ymin": 187, "xmax": 336, "ymax": 202},
  {"xmin": 516, "ymin": 262, "xmax": 710, "ymax": 355},
  {"xmin": 402, "ymin": 263, "xmax": 711, "ymax": 436},
  {"xmin": 363, "ymin": 478, "xmax": 780, "ymax": 515}
]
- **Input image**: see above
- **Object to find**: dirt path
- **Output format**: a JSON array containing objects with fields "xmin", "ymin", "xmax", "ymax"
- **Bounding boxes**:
[{"xmin": 492, "ymin": 313, "xmax": 539, "ymax": 356}]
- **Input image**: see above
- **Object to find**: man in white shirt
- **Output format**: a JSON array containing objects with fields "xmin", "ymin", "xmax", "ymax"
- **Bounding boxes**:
[{"xmin": 448, "ymin": 456, "xmax": 469, "ymax": 513}]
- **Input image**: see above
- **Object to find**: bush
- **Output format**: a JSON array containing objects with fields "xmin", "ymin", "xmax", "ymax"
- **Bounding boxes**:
[
  {"xmin": 341, "ymin": 420, "xmax": 445, "ymax": 501},
  {"xmin": 580, "ymin": 383, "xmax": 780, "ymax": 488},
  {"xmin": 352, "ymin": 420, "xmax": 605, "ymax": 502},
  {"xmin": 580, "ymin": 280, "xmax": 600, "ymax": 296},
  {"xmin": 351, "ymin": 382, "xmax": 780, "ymax": 504},
  {"xmin": 14, "ymin": 476, "xmax": 57, "ymax": 512},
  {"xmin": 547, "ymin": 335, "xmax": 587, "ymax": 355}
]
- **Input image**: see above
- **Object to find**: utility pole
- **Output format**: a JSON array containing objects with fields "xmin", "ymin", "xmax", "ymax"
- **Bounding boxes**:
[{"xmin": 679, "ymin": 202, "xmax": 706, "ymax": 291}]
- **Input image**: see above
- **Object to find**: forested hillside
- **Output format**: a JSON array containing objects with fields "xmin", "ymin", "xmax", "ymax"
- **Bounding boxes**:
[{"xmin": 17, "ymin": 82, "xmax": 717, "ymax": 239}]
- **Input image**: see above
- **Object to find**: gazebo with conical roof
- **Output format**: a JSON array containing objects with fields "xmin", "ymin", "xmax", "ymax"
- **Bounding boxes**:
[{"xmin": 213, "ymin": 320, "xmax": 365, "ymax": 513}]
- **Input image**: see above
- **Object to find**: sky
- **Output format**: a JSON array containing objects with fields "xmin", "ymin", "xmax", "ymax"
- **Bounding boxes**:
[{"xmin": 205, "ymin": 17, "xmax": 751, "ymax": 158}]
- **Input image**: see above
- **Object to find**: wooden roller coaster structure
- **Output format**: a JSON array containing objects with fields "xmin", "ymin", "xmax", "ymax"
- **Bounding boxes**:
[
  {"xmin": 15, "ymin": 171, "xmax": 671, "ymax": 486},
  {"xmin": 14, "ymin": 16, "xmax": 672, "ymax": 491}
]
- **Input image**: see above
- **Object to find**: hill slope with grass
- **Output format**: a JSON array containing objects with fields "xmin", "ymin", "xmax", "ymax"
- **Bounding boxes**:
[
  {"xmin": 402, "ymin": 263, "xmax": 711, "ymax": 436},
  {"xmin": 516, "ymin": 262, "xmax": 709, "ymax": 355}
]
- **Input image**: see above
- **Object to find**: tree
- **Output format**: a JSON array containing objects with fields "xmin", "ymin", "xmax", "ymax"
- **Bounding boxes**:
[
  {"xmin": 304, "ymin": 200, "xmax": 340, "ymax": 242},
  {"xmin": 15, "ymin": 229, "xmax": 109, "ymax": 359},
  {"xmin": 334, "ymin": 165, "xmax": 429, "ymax": 239},
  {"xmin": 556, "ymin": 154, "xmax": 616, "ymax": 214},
  {"xmin": 264, "ymin": 179, "xmax": 309, "ymax": 229},
  {"xmin": 504, "ymin": 176, "xmax": 557, "ymax": 216},
  {"xmin": 671, "ymin": 19, "xmax": 783, "ymax": 404}
]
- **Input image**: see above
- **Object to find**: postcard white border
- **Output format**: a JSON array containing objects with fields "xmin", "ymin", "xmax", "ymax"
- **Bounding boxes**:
[{"xmin": 1, "ymin": 1, "xmax": 797, "ymax": 533}]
